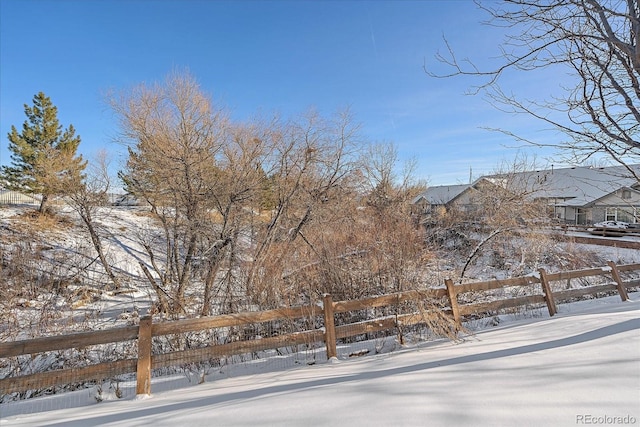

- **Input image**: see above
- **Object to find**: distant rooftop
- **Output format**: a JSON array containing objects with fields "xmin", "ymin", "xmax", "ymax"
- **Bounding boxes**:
[
  {"xmin": 412, "ymin": 184, "xmax": 470, "ymax": 205},
  {"xmin": 414, "ymin": 164, "xmax": 640, "ymax": 207}
]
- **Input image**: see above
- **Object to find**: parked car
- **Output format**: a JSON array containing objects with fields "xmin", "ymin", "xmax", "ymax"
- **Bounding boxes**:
[
  {"xmin": 588, "ymin": 221, "xmax": 629, "ymax": 237},
  {"xmin": 592, "ymin": 221, "xmax": 629, "ymax": 229}
]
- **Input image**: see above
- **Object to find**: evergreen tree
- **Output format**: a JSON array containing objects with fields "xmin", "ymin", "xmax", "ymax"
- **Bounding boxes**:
[{"xmin": 3, "ymin": 92, "xmax": 86, "ymax": 212}]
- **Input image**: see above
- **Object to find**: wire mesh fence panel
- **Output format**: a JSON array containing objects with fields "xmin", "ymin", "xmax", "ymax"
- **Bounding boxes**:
[
  {"xmin": 618, "ymin": 266, "xmax": 640, "ymax": 293},
  {"xmin": 332, "ymin": 294, "xmax": 456, "ymax": 359},
  {"xmin": 0, "ymin": 339, "xmax": 138, "ymax": 417},
  {"xmin": 145, "ymin": 312, "xmax": 327, "ymax": 395}
]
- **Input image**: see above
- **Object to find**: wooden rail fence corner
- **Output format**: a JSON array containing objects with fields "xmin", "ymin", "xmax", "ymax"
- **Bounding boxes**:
[
  {"xmin": 444, "ymin": 278, "xmax": 461, "ymax": 329},
  {"xmin": 538, "ymin": 268, "xmax": 557, "ymax": 316},
  {"xmin": 607, "ymin": 261, "xmax": 629, "ymax": 301}
]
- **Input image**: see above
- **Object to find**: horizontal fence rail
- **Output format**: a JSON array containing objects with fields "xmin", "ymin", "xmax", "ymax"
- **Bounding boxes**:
[
  {"xmin": 0, "ymin": 326, "xmax": 140, "ymax": 358},
  {"xmin": 1, "ymin": 262, "xmax": 638, "ymax": 398}
]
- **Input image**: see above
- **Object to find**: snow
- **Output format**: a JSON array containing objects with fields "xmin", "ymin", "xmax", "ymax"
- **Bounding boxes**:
[
  {"xmin": 2, "ymin": 293, "xmax": 638, "ymax": 427},
  {"xmin": 2, "ymin": 203, "xmax": 640, "ymax": 425}
]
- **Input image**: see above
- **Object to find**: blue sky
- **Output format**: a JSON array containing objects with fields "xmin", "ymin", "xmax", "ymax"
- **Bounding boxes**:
[{"xmin": 1, "ymin": 0, "xmax": 570, "ymax": 186}]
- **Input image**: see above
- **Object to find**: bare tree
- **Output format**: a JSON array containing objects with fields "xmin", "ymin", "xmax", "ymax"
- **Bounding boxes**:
[
  {"xmin": 429, "ymin": 0, "xmax": 640, "ymax": 180},
  {"xmin": 65, "ymin": 151, "xmax": 121, "ymax": 289},
  {"xmin": 359, "ymin": 142, "xmax": 426, "ymax": 214},
  {"xmin": 243, "ymin": 109, "xmax": 363, "ymax": 307},
  {"xmin": 260, "ymin": 140, "xmax": 460, "ymax": 341},
  {"xmin": 111, "ymin": 72, "xmax": 364, "ymax": 316},
  {"xmin": 261, "ymin": 141, "xmax": 428, "ymax": 300},
  {"xmin": 198, "ymin": 120, "xmax": 276, "ymax": 315},
  {"xmin": 111, "ymin": 71, "xmax": 231, "ymax": 316},
  {"xmin": 110, "ymin": 71, "xmax": 456, "ymax": 340},
  {"xmin": 423, "ymin": 156, "xmax": 552, "ymax": 282}
]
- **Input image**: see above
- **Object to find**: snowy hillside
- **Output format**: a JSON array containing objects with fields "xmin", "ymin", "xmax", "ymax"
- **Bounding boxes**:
[
  {"xmin": 2, "ymin": 203, "xmax": 639, "ymax": 340},
  {"xmin": 1, "ymin": 203, "xmax": 639, "ymax": 426}
]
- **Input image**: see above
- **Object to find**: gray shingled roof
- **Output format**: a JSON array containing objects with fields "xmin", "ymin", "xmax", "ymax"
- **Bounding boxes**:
[
  {"xmin": 412, "ymin": 184, "xmax": 471, "ymax": 205},
  {"xmin": 414, "ymin": 164, "xmax": 640, "ymax": 207},
  {"xmin": 502, "ymin": 165, "xmax": 640, "ymax": 206}
]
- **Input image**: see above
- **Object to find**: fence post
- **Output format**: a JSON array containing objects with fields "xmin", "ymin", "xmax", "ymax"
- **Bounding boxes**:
[
  {"xmin": 538, "ymin": 268, "xmax": 557, "ymax": 317},
  {"xmin": 136, "ymin": 315, "xmax": 152, "ymax": 396},
  {"xmin": 322, "ymin": 294, "xmax": 337, "ymax": 359},
  {"xmin": 607, "ymin": 261, "xmax": 629, "ymax": 301},
  {"xmin": 444, "ymin": 279, "xmax": 461, "ymax": 330}
]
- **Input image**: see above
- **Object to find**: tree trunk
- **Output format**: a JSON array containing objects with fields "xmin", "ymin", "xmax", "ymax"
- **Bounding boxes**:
[
  {"xmin": 83, "ymin": 211, "xmax": 121, "ymax": 290},
  {"xmin": 38, "ymin": 194, "xmax": 49, "ymax": 213},
  {"xmin": 139, "ymin": 262, "xmax": 170, "ymax": 314}
]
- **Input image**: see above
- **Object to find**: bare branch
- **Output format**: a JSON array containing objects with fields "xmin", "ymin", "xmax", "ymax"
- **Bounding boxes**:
[{"xmin": 429, "ymin": 0, "xmax": 640, "ymax": 174}]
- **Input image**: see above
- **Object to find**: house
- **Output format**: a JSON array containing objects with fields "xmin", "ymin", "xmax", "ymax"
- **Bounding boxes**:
[
  {"xmin": 413, "ymin": 165, "xmax": 640, "ymax": 225},
  {"xmin": 412, "ymin": 178, "xmax": 500, "ymax": 217}
]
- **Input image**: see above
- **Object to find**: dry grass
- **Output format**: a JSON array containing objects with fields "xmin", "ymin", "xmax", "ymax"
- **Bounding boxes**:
[{"xmin": 10, "ymin": 209, "xmax": 74, "ymax": 233}]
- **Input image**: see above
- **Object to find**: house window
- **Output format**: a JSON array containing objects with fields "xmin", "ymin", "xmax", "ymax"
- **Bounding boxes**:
[
  {"xmin": 622, "ymin": 189, "xmax": 632, "ymax": 199},
  {"xmin": 605, "ymin": 207, "xmax": 640, "ymax": 223},
  {"xmin": 616, "ymin": 207, "xmax": 640, "ymax": 223}
]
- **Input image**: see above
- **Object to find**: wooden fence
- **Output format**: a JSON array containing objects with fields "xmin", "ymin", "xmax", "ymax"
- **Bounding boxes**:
[
  {"xmin": 1, "ymin": 262, "xmax": 638, "ymax": 397},
  {"xmin": 558, "ymin": 224, "xmax": 640, "ymax": 248}
]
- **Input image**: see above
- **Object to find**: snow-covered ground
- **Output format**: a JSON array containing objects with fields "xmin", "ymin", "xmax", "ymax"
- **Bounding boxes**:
[
  {"xmin": 2, "ymin": 293, "xmax": 638, "ymax": 427},
  {"xmin": 2, "ymin": 204, "xmax": 639, "ymax": 425}
]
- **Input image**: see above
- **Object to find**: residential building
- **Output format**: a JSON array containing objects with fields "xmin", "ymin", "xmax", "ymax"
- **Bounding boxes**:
[{"xmin": 412, "ymin": 165, "xmax": 640, "ymax": 225}]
